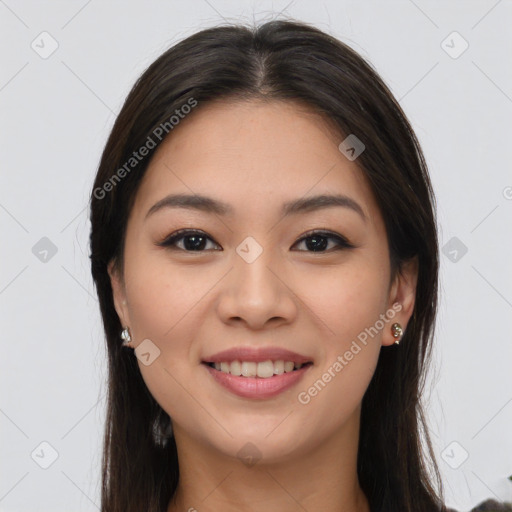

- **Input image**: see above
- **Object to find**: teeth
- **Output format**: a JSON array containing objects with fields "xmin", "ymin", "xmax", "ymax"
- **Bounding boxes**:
[
  {"xmin": 257, "ymin": 360, "xmax": 274, "ymax": 378},
  {"xmin": 230, "ymin": 360, "xmax": 242, "ymax": 376},
  {"xmin": 274, "ymin": 360, "xmax": 284, "ymax": 375},
  {"xmin": 241, "ymin": 361, "xmax": 257, "ymax": 377},
  {"xmin": 284, "ymin": 361, "xmax": 294, "ymax": 372},
  {"xmin": 211, "ymin": 360, "xmax": 305, "ymax": 378}
]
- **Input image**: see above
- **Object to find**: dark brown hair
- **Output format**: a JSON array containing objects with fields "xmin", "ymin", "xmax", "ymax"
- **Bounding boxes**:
[{"xmin": 89, "ymin": 19, "xmax": 446, "ymax": 512}]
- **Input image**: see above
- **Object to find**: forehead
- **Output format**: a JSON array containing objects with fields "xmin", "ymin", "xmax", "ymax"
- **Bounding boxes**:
[{"xmin": 131, "ymin": 99, "xmax": 382, "ymax": 228}]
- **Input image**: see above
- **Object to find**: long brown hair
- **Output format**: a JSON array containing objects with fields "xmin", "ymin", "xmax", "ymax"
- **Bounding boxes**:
[{"xmin": 89, "ymin": 19, "xmax": 446, "ymax": 512}]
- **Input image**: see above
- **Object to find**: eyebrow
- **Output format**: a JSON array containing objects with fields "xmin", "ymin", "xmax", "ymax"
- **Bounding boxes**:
[{"xmin": 145, "ymin": 193, "xmax": 367, "ymax": 222}]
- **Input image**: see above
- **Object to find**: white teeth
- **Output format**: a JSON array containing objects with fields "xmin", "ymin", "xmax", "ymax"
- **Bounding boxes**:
[
  {"xmin": 274, "ymin": 360, "xmax": 284, "ymax": 375},
  {"xmin": 211, "ymin": 359, "xmax": 306, "ymax": 378},
  {"xmin": 257, "ymin": 360, "xmax": 274, "ymax": 378},
  {"xmin": 241, "ymin": 361, "xmax": 257, "ymax": 377},
  {"xmin": 230, "ymin": 360, "xmax": 242, "ymax": 376}
]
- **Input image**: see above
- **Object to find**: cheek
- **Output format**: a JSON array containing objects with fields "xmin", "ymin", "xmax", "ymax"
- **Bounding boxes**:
[
  {"xmin": 299, "ymin": 259, "xmax": 390, "ymax": 345},
  {"xmin": 123, "ymin": 247, "xmax": 206, "ymax": 341},
  {"xmin": 293, "ymin": 268, "xmax": 386, "ymax": 435},
  {"xmin": 122, "ymin": 253, "xmax": 209, "ymax": 424},
  {"xmin": 291, "ymin": 258, "xmax": 388, "ymax": 404}
]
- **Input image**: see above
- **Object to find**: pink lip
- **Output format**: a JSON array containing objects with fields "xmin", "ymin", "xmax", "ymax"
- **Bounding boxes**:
[
  {"xmin": 203, "ymin": 363, "xmax": 312, "ymax": 399},
  {"xmin": 203, "ymin": 346, "xmax": 312, "ymax": 365}
]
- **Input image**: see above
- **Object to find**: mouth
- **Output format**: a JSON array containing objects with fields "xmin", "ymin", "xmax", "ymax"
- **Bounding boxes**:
[
  {"xmin": 203, "ymin": 360, "xmax": 313, "ymax": 378},
  {"xmin": 201, "ymin": 359, "xmax": 313, "ymax": 400},
  {"xmin": 201, "ymin": 346, "xmax": 314, "ymax": 399}
]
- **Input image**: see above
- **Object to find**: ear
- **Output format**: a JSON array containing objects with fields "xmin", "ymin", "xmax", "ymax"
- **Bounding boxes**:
[
  {"xmin": 383, "ymin": 255, "xmax": 418, "ymax": 346},
  {"xmin": 107, "ymin": 259, "xmax": 130, "ymax": 329}
]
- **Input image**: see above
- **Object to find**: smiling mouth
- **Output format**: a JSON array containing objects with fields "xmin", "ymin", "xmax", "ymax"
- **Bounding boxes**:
[{"xmin": 204, "ymin": 360, "xmax": 313, "ymax": 378}]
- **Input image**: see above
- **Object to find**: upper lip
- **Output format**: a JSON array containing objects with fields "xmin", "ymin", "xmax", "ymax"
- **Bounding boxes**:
[{"xmin": 203, "ymin": 346, "xmax": 313, "ymax": 365}]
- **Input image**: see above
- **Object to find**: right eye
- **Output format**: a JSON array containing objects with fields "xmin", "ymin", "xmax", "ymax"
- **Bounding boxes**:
[{"xmin": 156, "ymin": 229, "xmax": 222, "ymax": 252}]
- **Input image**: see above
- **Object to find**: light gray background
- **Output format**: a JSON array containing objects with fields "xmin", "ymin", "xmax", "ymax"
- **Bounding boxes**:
[{"xmin": 1, "ymin": 1, "xmax": 511, "ymax": 511}]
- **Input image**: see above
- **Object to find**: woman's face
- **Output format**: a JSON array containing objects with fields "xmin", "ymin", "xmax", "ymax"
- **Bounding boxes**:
[{"xmin": 109, "ymin": 99, "xmax": 417, "ymax": 465}]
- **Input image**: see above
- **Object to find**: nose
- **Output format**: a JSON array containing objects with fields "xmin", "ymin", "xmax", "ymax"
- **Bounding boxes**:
[{"xmin": 216, "ymin": 247, "xmax": 298, "ymax": 330}]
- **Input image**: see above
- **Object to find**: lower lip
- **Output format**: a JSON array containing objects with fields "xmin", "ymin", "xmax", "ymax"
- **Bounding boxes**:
[{"xmin": 203, "ymin": 363, "xmax": 312, "ymax": 399}]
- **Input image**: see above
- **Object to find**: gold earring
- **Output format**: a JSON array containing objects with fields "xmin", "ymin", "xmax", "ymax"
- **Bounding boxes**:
[{"xmin": 391, "ymin": 323, "xmax": 403, "ymax": 345}]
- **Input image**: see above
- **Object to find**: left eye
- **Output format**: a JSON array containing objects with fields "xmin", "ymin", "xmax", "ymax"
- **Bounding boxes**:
[
  {"xmin": 157, "ymin": 229, "xmax": 353, "ymax": 253},
  {"xmin": 292, "ymin": 230, "xmax": 354, "ymax": 252}
]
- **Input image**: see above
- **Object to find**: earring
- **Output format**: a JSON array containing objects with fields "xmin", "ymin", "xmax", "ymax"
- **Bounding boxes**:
[
  {"xmin": 120, "ymin": 327, "xmax": 132, "ymax": 347},
  {"xmin": 391, "ymin": 323, "xmax": 403, "ymax": 345}
]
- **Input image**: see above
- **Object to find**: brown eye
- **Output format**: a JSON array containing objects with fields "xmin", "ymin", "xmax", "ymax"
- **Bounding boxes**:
[
  {"xmin": 157, "ymin": 229, "xmax": 221, "ymax": 252},
  {"xmin": 292, "ymin": 230, "xmax": 354, "ymax": 253}
]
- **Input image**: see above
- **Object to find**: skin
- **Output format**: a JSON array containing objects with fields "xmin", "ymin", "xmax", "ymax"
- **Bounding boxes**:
[{"xmin": 109, "ymin": 98, "xmax": 418, "ymax": 512}]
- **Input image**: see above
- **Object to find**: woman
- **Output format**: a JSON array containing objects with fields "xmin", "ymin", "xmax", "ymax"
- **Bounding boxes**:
[{"xmin": 89, "ymin": 19, "xmax": 447, "ymax": 512}]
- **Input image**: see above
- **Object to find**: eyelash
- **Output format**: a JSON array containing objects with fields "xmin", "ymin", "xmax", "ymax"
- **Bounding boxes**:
[{"xmin": 156, "ymin": 228, "xmax": 354, "ymax": 253}]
